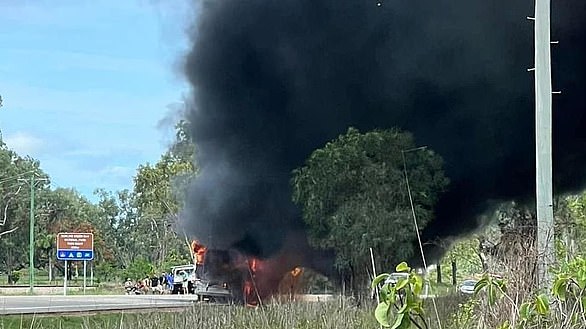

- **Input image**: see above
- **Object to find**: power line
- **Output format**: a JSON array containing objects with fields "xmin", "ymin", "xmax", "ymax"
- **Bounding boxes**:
[
  {"xmin": 401, "ymin": 146, "xmax": 442, "ymax": 329},
  {"xmin": 1, "ymin": 182, "xmax": 28, "ymax": 191},
  {"xmin": 0, "ymin": 170, "xmax": 37, "ymax": 185}
]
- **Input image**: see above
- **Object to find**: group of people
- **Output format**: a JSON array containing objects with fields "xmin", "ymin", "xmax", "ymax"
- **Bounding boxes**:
[{"xmin": 124, "ymin": 272, "xmax": 174, "ymax": 295}]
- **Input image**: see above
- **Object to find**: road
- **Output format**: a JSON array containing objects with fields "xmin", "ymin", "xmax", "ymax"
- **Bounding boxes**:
[{"xmin": 0, "ymin": 295, "xmax": 200, "ymax": 315}]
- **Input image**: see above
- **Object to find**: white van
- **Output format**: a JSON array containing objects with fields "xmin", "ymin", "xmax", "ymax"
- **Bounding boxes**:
[{"xmin": 171, "ymin": 264, "xmax": 197, "ymax": 294}]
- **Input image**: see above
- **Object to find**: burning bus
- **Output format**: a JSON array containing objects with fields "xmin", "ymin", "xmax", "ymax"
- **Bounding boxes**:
[{"xmin": 182, "ymin": 239, "xmax": 307, "ymax": 305}]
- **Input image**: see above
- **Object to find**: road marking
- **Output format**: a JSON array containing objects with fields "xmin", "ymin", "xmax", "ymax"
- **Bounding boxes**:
[
  {"xmin": 2, "ymin": 303, "xmax": 184, "ymax": 310},
  {"xmin": 1, "ymin": 301, "xmax": 195, "ymax": 314}
]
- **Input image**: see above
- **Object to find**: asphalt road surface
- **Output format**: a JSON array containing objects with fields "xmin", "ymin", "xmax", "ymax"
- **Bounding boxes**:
[{"xmin": 0, "ymin": 295, "xmax": 199, "ymax": 315}]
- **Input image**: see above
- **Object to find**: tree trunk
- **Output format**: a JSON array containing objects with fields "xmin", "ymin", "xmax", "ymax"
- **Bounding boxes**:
[
  {"xmin": 478, "ymin": 237, "xmax": 490, "ymax": 271},
  {"xmin": 436, "ymin": 263, "xmax": 442, "ymax": 284},
  {"xmin": 451, "ymin": 260, "xmax": 457, "ymax": 286}
]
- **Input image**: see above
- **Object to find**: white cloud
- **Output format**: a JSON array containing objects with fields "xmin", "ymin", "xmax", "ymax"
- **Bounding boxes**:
[{"xmin": 3, "ymin": 131, "xmax": 44, "ymax": 156}]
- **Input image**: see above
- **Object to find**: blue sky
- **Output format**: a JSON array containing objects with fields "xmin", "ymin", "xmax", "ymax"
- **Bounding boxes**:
[{"xmin": 0, "ymin": 0, "xmax": 193, "ymax": 201}]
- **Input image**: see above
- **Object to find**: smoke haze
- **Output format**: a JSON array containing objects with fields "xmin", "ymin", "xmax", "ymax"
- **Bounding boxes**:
[{"xmin": 180, "ymin": 0, "xmax": 586, "ymax": 259}]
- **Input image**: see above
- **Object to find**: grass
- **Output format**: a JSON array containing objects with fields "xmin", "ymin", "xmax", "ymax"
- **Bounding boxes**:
[
  {"xmin": 0, "ymin": 314, "xmax": 124, "ymax": 329},
  {"xmin": 0, "ymin": 271, "xmax": 123, "ymax": 296},
  {"xmin": 0, "ymin": 286, "xmax": 124, "ymax": 296},
  {"xmin": 0, "ymin": 274, "xmax": 96, "ymax": 287},
  {"xmin": 0, "ymin": 302, "xmax": 378, "ymax": 329},
  {"xmin": 0, "ymin": 267, "xmax": 116, "ymax": 287}
]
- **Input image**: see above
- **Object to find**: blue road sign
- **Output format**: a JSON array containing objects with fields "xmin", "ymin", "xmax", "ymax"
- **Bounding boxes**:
[{"xmin": 57, "ymin": 249, "xmax": 94, "ymax": 261}]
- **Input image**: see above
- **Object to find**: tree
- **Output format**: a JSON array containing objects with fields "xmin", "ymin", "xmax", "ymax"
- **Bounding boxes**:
[
  {"xmin": 292, "ymin": 127, "xmax": 448, "ymax": 295},
  {"xmin": 35, "ymin": 187, "xmax": 117, "ymax": 281},
  {"xmin": 0, "ymin": 143, "xmax": 49, "ymax": 279},
  {"xmin": 0, "ymin": 117, "xmax": 199, "ymax": 284},
  {"xmin": 435, "ymin": 236, "xmax": 484, "ymax": 285},
  {"xmin": 130, "ymin": 120, "xmax": 197, "ymax": 268},
  {"xmin": 555, "ymin": 193, "xmax": 586, "ymax": 261}
]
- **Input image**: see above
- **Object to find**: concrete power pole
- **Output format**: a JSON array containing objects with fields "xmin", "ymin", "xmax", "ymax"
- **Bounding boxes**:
[{"xmin": 531, "ymin": 0, "xmax": 556, "ymax": 288}]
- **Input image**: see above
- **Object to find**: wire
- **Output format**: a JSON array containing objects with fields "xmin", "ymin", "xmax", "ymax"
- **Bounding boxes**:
[
  {"xmin": 402, "ymin": 148, "xmax": 442, "ymax": 329},
  {"xmin": 0, "ymin": 181, "xmax": 28, "ymax": 191},
  {"xmin": 0, "ymin": 170, "xmax": 36, "ymax": 185}
]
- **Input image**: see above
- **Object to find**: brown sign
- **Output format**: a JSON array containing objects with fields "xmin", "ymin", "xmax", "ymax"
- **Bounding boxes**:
[{"xmin": 57, "ymin": 233, "xmax": 93, "ymax": 250}]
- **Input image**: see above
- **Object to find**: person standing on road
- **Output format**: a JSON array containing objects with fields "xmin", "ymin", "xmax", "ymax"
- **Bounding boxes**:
[
  {"xmin": 159, "ymin": 272, "xmax": 167, "ymax": 294},
  {"xmin": 150, "ymin": 274, "xmax": 161, "ymax": 294},
  {"xmin": 167, "ymin": 272, "xmax": 174, "ymax": 293},
  {"xmin": 179, "ymin": 270, "xmax": 188, "ymax": 294},
  {"xmin": 142, "ymin": 276, "xmax": 151, "ymax": 294}
]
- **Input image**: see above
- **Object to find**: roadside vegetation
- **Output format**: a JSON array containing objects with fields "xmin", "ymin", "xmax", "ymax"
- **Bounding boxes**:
[
  {"xmin": 0, "ymin": 302, "xmax": 377, "ymax": 329},
  {"xmin": 0, "ymin": 120, "xmax": 196, "ymax": 288},
  {"xmin": 292, "ymin": 128, "xmax": 586, "ymax": 328},
  {"xmin": 370, "ymin": 197, "xmax": 586, "ymax": 329},
  {"xmin": 3, "ymin": 121, "xmax": 586, "ymax": 328}
]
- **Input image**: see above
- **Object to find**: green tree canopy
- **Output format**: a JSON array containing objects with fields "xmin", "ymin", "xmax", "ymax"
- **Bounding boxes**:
[
  {"xmin": 0, "ymin": 143, "xmax": 49, "ymax": 275},
  {"xmin": 130, "ymin": 119, "xmax": 196, "ymax": 268},
  {"xmin": 292, "ymin": 127, "xmax": 448, "ymax": 287}
]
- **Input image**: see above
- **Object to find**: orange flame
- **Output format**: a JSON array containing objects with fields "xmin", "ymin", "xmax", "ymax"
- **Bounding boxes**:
[
  {"xmin": 191, "ymin": 240, "xmax": 208, "ymax": 265},
  {"xmin": 291, "ymin": 267, "xmax": 303, "ymax": 277},
  {"xmin": 244, "ymin": 257, "xmax": 261, "ymax": 306}
]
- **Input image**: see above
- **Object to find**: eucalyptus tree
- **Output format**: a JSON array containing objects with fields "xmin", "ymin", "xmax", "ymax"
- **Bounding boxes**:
[{"xmin": 292, "ymin": 127, "xmax": 448, "ymax": 295}]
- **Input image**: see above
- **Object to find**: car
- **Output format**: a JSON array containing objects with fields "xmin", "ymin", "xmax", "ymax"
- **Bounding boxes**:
[
  {"xmin": 384, "ymin": 272, "xmax": 410, "ymax": 286},
  {"xmin": 171, "ymin": 264, "xmax": 197, "ymax": 294},
  {"xmin": 459, "ymin": 279, "xmax": 478, "ymax": 295},
  {"xmin": 170, "ymin": 263, "xmax": 234, "ymax": 303}
]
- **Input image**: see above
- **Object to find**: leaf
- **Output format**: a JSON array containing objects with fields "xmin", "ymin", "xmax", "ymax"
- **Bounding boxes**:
[
  {"xmin": 495, "ymin": 279, "xmax": 507, "ymax": 293},
  {"xmin": 375, "ymin": 302, "xmax": 392, "ymax": 327},
  {"xmin": 412, "ymin": 275, "xmax": 424, "ymax": 295},
  {"xmin": 372, "ymin": 273, "xmax": 390, "ymax": 289},
  {"xmin": 396, "ymin": 262, "xmax": 411, "ymax": 273},
  {"xmin": 487, "ymin": 282, "xmax": 496, "ymax": 306},
  {"xmin": 411, "ymin": 304, "xmax": 425, "ymax": 316},
  {"xmin": 397, "ymin": 302, "xmax": 408, "ymax": 314},
  {"xmin": 535, "ymin": 294, "xmax": 550, "ymax": 316},
  {"xmin": 395, "ymin": 278, "xmax": 409, "ymax": 291},
  {"xmin": 390, "ymin": 313, "xmax": 407, "ymax": 329},
  {"xmin": 383, "ymin": 287, "xmax": 397, "ymax": 304},
  {"xmin": 474, "ymin": 278, "xmax": 488, "ymax": 296},
  {"xmin": 380, "ymin": 285, "xmax": 389, "ymax": 301},
  {"xmin": 518, "ymin": 302, "xmax": 532, "ymax": 321},
  {"xmin": 552, "ymin": 277, "xmax": 567, "ymax": 301}
]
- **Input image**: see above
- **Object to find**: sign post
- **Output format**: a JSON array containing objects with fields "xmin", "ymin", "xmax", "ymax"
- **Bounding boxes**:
[
  {"xmin": 64, "ymin": 260, "xmax": 68, "ymax": 296},
  {"xmin": 83, "ymin": 261, "xmax": 87, "ymax": 294},
  {"xmin": 56, "ymin": 233, "xmax": 94, "ymax": 296}
]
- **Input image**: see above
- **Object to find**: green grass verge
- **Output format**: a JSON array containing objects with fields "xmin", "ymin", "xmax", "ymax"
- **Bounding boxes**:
[{"xmin": 0, "ymin": 302, "xmax": 377, "ymax": 329}]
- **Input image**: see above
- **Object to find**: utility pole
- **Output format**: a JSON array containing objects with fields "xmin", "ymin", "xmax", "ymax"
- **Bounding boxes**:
[
  {"xmin": 530, "ymin": 0, "xmax": 556, "ymax": 288},
  {"xmin": 19, "ymin": 173, "xmax": 48, "ymax": 294},
  {"xmin": 29, "ymin": 175, "xmax": 34, "ymax": 294},
  {"xmin": 0, "ymin": 94, "xmax": 3, "ymax": 142}
]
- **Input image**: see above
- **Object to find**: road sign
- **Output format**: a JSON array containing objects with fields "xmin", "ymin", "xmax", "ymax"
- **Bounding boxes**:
[{"xmin": 56, "ymin": 233, "xmax": 94, "ymax": 261}]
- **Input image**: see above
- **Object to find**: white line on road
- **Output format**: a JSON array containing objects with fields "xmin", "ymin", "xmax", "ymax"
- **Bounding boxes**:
[{"xmin": 2, "ymin": 303, "xmax": 188, "ymax": 311}]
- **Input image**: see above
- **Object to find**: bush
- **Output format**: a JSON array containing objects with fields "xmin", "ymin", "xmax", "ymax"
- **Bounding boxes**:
[
  {"xmin": 7, "ymin": 271, "xmax": 20, "ymax": 284},
  {"xmin": 123, "ymin": 258, "xmax": 154, "ymax": 281}
]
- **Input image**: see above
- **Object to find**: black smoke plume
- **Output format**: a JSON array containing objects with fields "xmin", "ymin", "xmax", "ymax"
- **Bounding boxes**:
[{"xmin": 181, "ymin": 0, "xmax": 586, "ymax": 261}]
